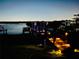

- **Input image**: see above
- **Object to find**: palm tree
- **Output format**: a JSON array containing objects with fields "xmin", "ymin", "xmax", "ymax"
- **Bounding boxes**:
[{"xmin": 74, "ymin": 14, "xmax": 79, "ymax": 16}]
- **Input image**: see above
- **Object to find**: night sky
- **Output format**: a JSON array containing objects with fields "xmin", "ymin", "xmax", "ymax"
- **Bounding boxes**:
[{"xmin": 0, "ymin": 0, "xmax": 79, "ymax": 21}]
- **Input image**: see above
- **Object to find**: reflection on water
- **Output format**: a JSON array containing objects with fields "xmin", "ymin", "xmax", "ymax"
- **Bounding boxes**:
[{"xmin": 0, "ymin": 23, "xmax": 27, "ymax": 34}]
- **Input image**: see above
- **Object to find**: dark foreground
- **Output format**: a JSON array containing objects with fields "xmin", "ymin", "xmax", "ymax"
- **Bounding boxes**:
[
  {"xmin": 2, "ymin": 45, "xmax": 65, "ymax": 59},
  {"xmin": 1, "ymin": 34, "xmax": 79, "ymax": 59}
]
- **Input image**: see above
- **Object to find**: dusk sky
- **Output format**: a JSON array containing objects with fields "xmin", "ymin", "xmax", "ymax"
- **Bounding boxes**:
[{"xmin": 0, "ymin": 0, "xmax": 79, "ymax": 21}]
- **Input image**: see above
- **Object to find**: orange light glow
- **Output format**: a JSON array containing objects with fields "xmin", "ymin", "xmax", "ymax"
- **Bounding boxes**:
[
  {"xmin": 56, "ymin": 38, "xmax": 61, "ymax": 40},
  {"xmin": 62, "ymin": 44, "xmax": 70, "ymax": 48},
  {"xmin": 48, "ymin": 36, "xmax": 70, "ymax": 51},
  {"xmin": 54, "ymin": 37, "xmax": 70, "ymax": 50}
]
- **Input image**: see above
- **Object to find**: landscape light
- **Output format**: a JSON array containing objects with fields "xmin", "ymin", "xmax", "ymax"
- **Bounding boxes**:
[
  {"xmin": 74, "ymin": 49, "xmax": 79, "ymax": 52},
  {"xmin": 65, "ymin": 32, "xmax": 68, "ymax": 36}
]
